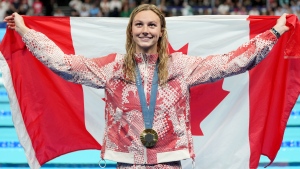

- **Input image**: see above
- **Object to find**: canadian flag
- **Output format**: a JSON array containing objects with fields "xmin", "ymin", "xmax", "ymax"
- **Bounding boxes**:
[{"xmin": 0, "ymin": 15, "xmax": 300, "ymax": 169}]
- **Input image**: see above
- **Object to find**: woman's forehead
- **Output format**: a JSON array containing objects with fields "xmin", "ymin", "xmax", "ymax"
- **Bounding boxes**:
[{"xmin": 133, "ymin": 10, "xmax": 160, "ymax": 23}]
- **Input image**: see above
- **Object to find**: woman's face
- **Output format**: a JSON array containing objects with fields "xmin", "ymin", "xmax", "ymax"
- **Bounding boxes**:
[{"xmin": 131, "ymin": 10, "xmax": 162, "ymax": 54}]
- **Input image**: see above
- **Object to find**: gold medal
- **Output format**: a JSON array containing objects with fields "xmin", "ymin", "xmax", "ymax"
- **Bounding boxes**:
[{"xmin": 140, "ymin": 129, "xmax": 158, "ymax": 148}]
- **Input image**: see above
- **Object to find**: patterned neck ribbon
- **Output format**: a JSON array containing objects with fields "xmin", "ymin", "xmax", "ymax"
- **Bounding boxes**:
[{"xmin": 135, "ymin": 64, "xmax": 159, "ymax": 129}]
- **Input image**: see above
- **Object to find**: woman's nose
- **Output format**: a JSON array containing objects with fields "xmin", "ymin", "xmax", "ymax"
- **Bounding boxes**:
[
  {"xmin": 142, "ymin": 32, "xmax": 149, "ymax": 36},
  {"xmin": 141, "ymin": 26, "xmax": 149, "ymax": 33}
]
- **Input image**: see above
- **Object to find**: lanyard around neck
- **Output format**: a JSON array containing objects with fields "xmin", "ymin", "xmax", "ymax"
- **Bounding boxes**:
[{"xmin": 135, "ymin": 63, "xmax": 158, "ymax": 129}]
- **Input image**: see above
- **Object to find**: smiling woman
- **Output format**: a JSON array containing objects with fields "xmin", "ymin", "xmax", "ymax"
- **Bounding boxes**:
[
  {"xmin": 131, "ymin": 10, "xmax": 162, "ymax": 54},
  {"xmin": 2, "ymin": 3, "xmax": 290, "ymax": 169},
  {"xmin": 124, "ymin": 4, "xmax": 169, "ymax": 86}
]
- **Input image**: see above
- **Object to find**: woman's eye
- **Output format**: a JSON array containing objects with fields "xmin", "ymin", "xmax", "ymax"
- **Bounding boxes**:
[
  {"xmin": 149, "ymin": 24, "xmax": 156, "ymax": 27},
  {"xmin": 135, "ymin": 23, "xmax": 142, "ymax": 26}
]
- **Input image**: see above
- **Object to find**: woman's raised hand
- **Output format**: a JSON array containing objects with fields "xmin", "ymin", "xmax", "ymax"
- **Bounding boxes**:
[
  {"xmin": 273, "ymin": 13, "xmax": 290, "ymax": 36},
  {"xmin": 4, "ymin": 12, "xmax": 30, "ymax": 37}
]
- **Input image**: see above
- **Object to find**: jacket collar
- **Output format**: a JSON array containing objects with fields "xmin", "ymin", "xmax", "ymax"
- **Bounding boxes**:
[{"xmin": 134, "ymin": 53, "xmax": 158, "ymax": 65}]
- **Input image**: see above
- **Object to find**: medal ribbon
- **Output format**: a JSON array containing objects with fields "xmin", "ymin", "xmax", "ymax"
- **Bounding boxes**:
[{"xmin": 135, "ymin": 63, "xmax": 158, "ymax": 129}]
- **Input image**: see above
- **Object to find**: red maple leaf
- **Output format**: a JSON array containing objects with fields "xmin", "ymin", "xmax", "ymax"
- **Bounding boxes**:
[
  {"xmin": 190, "ymin": 80, "xmax": 229, "ymax": 136},
  {"xmin": 168, "ymin": 42, "xmax": 189, "ymax": 55}
]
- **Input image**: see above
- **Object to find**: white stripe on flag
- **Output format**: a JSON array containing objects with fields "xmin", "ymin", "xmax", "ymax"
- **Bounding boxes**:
[
  {"xmin": 0, "ymin": 52, "xmax": 40, "ymax": 168},
  {"xmin": 167, "ymin": 15, "xmax": 250, "ymax": 56},
  {"xmin": 70, "ymin": 17, "xmax": 128, "ymax": 57},
  {"xmin": 83, "ymin": 86, "xmax": 106, "ymax": 145}
]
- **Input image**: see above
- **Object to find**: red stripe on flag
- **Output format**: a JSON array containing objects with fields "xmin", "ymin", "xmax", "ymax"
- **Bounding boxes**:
[
  {"xmin": 1, "ymin": 17, "xmax": 101, "ymax": 165},
  {"xmin": 248, "ymin": 15, "xmax": 300, "ymax": 168}
]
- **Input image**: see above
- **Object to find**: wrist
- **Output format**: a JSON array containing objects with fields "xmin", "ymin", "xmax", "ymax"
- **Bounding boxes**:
[
  {"xmin": 17, "ymin": 25, "xmax": 30, "ymax": 37},
  {"xmin": 272, "ymin": 25, "xmax": 286, "ymax": 36},
  {"xmin": 271, "ymin": 27, "xmax": 281, "ymax": 39}
]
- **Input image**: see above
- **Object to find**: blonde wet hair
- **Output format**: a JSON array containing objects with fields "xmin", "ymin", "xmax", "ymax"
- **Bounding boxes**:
[{"xmin": 124, "ymin": 4, "xmax": 169, "ymax": 85}]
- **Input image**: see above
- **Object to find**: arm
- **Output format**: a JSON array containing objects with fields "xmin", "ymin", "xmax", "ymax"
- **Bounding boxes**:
[
  {"xmin": 24, "ymin": 29, "xmax": 119, "ymax": 88},
  {"xmin": 4, "ymin": 13, "xmax": 116, "ymax": 88},
  {"xmin": 181, "ymin": 14, "xmax": 289, "ymax": 87}
]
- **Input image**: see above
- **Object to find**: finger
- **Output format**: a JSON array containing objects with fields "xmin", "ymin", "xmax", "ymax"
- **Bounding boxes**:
[
  {"xmin": 3, "ymin": 16, "xmax": 13, "ymax": 21},
  {"xmin": 5, "ymin": 18, "xmax": 13, "ymax": 21},
  {"xmin": 282, "ymin": 13, "xmax": 288, "ymax": 19},
  {"xmin": 7, "ymin": 24, "xmax": 15, "ymax": 29},
  {"xmin": 284, "ymin": 25, "xmax": 289, "ymax": 31},
  {"xmin": 7, "ymin": 23, "xmax": 15, "ymax": 27},
  {"xmin": 5, "ymin": 19, "xmax": 15, "ymax": 24}
]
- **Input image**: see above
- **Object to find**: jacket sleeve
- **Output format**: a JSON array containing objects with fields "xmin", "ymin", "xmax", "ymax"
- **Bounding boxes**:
[
  {"xmin": 178, "ymin": 30, "xmax": 278, "ymax": 87},
  {"xmin": 22, "ymin": 29, "xmax": 118, "ymax": 89}
]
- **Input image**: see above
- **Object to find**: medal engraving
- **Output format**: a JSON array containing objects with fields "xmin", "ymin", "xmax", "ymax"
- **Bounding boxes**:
[{"xmin": 140, "ymin": 129, "xmax": 158, "ymax": 148}]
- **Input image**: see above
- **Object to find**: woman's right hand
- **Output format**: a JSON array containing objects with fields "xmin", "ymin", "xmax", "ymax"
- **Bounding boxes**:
[{"xmin": 3, "ymin": 12, "xmax": 30, "ymax": 37}]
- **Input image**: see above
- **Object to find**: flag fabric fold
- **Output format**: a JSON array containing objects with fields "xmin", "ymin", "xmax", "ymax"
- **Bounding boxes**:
[{"xmin": 0, "ymin": 15, "xmax": 300, "ymax": 169}]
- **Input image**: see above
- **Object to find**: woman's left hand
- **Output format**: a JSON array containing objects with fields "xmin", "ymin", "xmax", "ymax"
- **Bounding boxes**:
[{"xmin": 273, "ymin": 13, "xmax": 290, "ymax": 36}]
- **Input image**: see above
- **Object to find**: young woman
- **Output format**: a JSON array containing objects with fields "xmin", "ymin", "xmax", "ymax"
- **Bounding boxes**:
[{"xmin": 4, "ymin": 4, "xmax": 289, "ymax": 169}]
